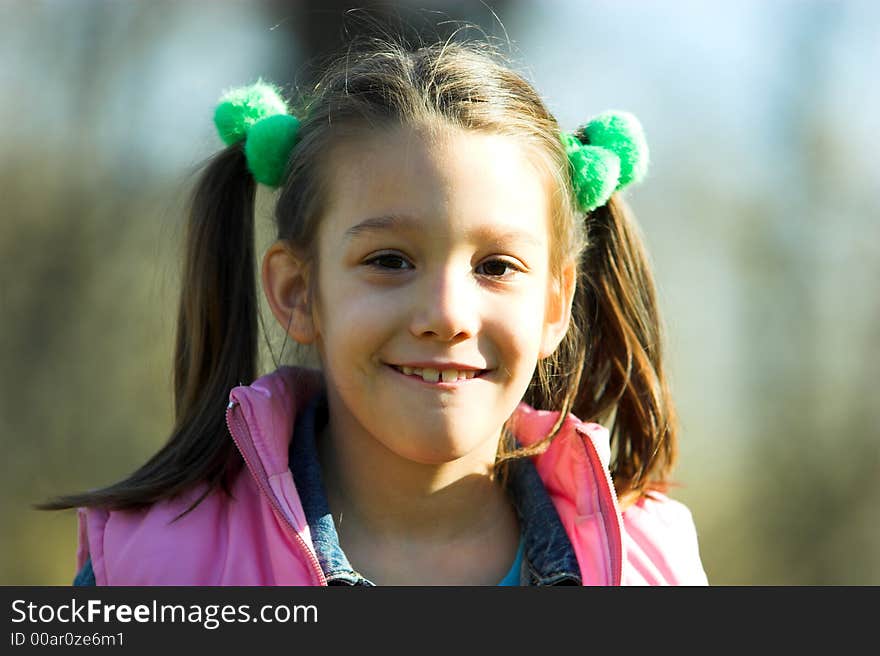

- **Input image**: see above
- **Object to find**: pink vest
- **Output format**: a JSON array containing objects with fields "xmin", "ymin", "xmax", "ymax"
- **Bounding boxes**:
[{"xmin": 77, "ymin": 367, "xmax": 708, "ymax": 585}]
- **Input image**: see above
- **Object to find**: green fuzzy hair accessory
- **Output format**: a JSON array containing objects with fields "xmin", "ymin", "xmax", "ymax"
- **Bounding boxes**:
[
  {"xmin": 212, "ymin": 82, "xmax": 647, "ymax": 199},
  {"xmin": 563, "ymin": 110, "xmax": 649, "ymax": 213},
  {"xmin": 213, "ymin": 79, "xmax": 301, "ymax": 187}
]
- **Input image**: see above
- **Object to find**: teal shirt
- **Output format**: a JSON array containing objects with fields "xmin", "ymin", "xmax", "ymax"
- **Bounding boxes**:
[{"xmin": 497, "ymin": 537, "xmax": 525, "ymax": 586}]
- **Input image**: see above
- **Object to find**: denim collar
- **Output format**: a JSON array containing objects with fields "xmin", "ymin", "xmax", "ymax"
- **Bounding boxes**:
[{"xmin": 289, "ymin": 391, "xmax": 582, "ymax": 586}]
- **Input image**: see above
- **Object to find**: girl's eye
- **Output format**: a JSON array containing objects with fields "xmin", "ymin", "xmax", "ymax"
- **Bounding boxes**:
[
  {"xmin": 364, "ymin": 253, "xmax": 413, "ymax": 271},
  {"xmin": 475, "ymin": 258, "xmax": 522, "ymax": 278}
]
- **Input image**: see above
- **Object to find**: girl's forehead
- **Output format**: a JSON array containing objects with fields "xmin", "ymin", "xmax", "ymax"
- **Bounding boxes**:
[{"xmin": 319, "ymin": 125, "xmax": 554, "ymax": 242}]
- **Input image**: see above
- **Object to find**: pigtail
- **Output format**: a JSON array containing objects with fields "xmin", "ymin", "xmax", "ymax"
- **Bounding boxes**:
[
  {"xmin": 169, "ymin": 143, "xmax": 258, "ymax": 496},
  {"xmin": 574, "ymin": 195, "xmax": 678, "ymax": 501},
  {"xmin": 38, "ymin": 146, "xmax": 257, "ymax": 513}
]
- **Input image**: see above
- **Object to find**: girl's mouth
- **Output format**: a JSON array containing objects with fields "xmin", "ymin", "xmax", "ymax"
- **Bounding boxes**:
[{"xmin": 388, "ymin": 364, "xmax": 487, "ymax": 383}]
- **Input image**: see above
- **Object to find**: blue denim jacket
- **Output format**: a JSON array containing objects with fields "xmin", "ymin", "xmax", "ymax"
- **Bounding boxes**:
[{"xmin": 75, "ymin": 393, "xmax": 582, "ymax": 586}]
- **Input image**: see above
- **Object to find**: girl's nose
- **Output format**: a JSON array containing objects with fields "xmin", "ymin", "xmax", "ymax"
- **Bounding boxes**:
[{"xmin": 409, "ymin": 267, "xmax": 480, "ymax": 342}]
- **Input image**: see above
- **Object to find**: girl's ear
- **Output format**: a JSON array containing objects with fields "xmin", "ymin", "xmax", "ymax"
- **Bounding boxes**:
[
  {"xmin": 262, "ymin": 241, "xmax": 316, "ymax": 344},
  {"xmin": 539, "ymin": 259, "xmax": 577, "ymax": 359}
]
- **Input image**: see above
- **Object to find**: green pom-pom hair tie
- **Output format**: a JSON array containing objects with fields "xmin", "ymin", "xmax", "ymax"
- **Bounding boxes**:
[
  {"xmin": 213, "ymin": 81, "xmax": 646, "ymax": 203},
  {"xmin": 213, "ymin": 79, "xmax": 300, "ymax": 187},
  {"xmin": 563, "ymin": 110, "xmax": 649, "ymax": 213}
]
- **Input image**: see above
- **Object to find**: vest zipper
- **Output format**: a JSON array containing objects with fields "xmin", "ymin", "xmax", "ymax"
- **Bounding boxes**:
[
  {"xmin": 575, "ymin": 426, "xmax": 624, "ymax": 585},
  {"xmin": 225, "ymin": 400, "xmax": 328, "ymax": 586}
]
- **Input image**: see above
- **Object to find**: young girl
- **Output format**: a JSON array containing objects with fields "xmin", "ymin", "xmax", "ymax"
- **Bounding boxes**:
[{"xmin": 48, "ymin": 36, "xmax": 707, "ymax": 586}]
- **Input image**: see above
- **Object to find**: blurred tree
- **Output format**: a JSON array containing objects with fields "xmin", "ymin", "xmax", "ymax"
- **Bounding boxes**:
[{"xmin": 737, "ymin": 3, "xmax": 880, "ymax": 584}]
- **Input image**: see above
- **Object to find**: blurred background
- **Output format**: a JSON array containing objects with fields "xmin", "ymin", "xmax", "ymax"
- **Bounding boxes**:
[{"xmin": 2, "ymin": 0, "xmax": 878, "ymax": 585}]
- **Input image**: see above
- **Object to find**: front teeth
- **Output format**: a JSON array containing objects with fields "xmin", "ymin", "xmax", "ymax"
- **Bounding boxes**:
[{"xmin": 395, "ymin": 366, "xmax": 477, "ymax": 382}]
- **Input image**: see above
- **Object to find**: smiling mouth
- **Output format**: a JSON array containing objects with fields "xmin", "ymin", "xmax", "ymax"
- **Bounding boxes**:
[{"xmin": 388, "ymin": 364, "xmax": 487, "ymax": 383}]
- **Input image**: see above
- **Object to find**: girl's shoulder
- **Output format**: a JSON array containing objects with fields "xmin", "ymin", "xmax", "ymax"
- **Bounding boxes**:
[
  {"xmin": 75, "ymin": 482, "xmax": 225, "ymax": 585},
  {"xmin": 625, "ymin": 489, "xmax": 697, "ymax": 525},
  {"xmin": 621, "ymin": 491, "xmax": 709, "ymax": 585}
]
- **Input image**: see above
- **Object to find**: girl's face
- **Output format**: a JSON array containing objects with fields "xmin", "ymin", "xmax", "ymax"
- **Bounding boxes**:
[{"xmin": 309, "ymin": 125, "xmax": 572, "ymax": 466}]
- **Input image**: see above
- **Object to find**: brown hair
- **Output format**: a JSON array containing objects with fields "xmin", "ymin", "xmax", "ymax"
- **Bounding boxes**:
[{"xmin": 41, "ymin": 35, "xmax": 676, "ymax": 513}]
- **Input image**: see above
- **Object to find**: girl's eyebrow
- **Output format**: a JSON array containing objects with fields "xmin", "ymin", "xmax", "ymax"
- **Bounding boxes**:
[
  {"xmin": 344, "ymin": 214, "xmax": 416, "ymax": 239},
  {"xmin": 344, "ymin": 213, "xmax": 544, "ymax": 247}
]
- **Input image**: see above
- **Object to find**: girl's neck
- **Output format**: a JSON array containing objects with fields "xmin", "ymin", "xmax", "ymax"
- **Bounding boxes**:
[
  {"xmin": 316, "ymin": 412, "xmax": 515, "ymax": 544},
  {"xmin": 316, "ymin": 411, "xmax": 521, "ymax": 585}
]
